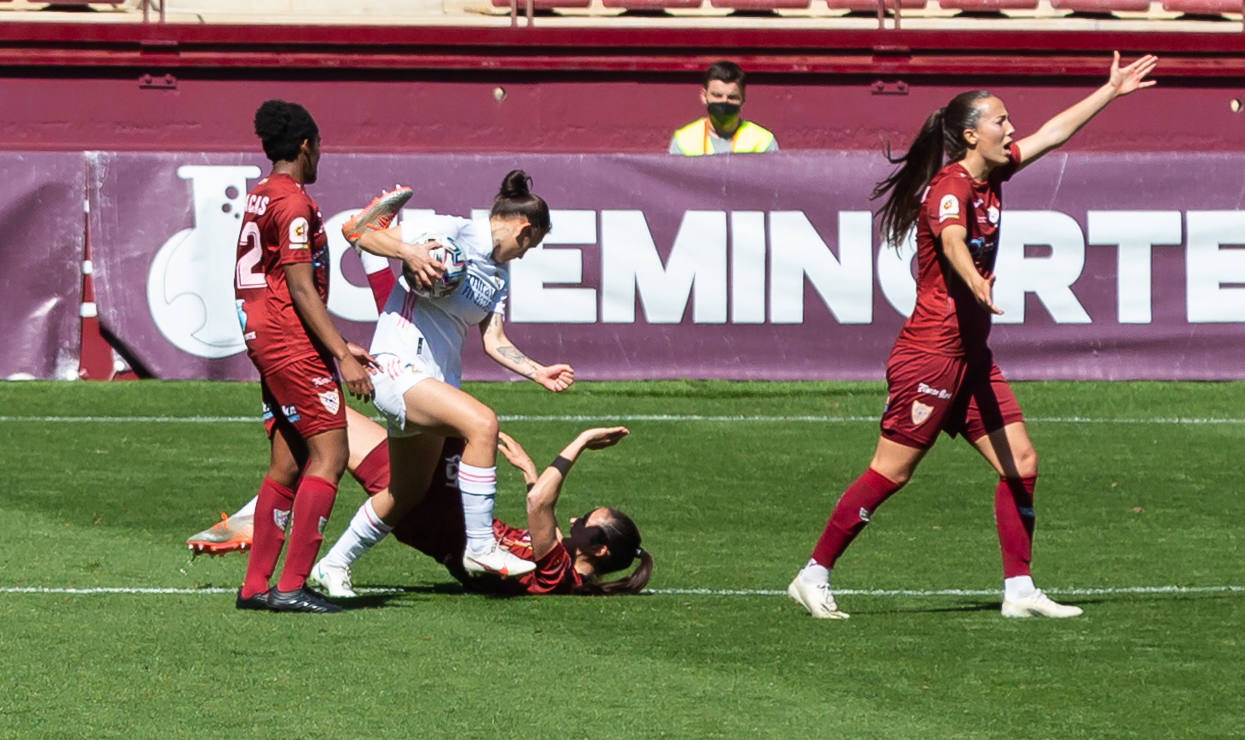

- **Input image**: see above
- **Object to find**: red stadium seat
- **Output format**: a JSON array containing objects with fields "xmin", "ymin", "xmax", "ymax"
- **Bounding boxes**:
[
  {"xmin": 1161, "ymin": 0, "xmax": 1241, "ymax": 12},
  {"xmin": 490, "ymin": 0, "xmax": 591, "ymax": 9},
  {"xmin": 602, "ymin": 0, "xmax": 702, "ymax": 8},
  {"xmin": 1049, "ymin": 0, "xmax": 1151, "ymax": 11},
  {"xmin": 939, "ymin": 0, "xmax": 1038, "ymax": 9},
  {"xmin": 711, "ymin": 0, "xmax": 810, "ymax": 8},
  {"xmin": 826, "ymin": 0, "xmax": 925, "ymax": 10}
]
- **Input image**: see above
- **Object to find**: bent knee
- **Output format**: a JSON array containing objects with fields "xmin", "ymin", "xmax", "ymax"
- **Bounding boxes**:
[{"xmin": 464, "ymin": 407, "xmax": 499, "ymax": 444}]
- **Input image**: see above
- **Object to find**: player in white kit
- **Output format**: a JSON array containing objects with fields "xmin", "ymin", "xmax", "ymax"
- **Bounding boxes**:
[{"xmin": 310, "ymin": 170, "xmax": 575, "ymax": 593}]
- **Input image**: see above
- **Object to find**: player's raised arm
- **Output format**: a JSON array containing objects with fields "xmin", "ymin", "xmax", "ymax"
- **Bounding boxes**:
[
  {"xmin": 515, "ymin": 427, "xmax": 630, "ymax": 561},
  {"xmin": 479, "ymin": 312, "xmax": 575, "ymax": 392},
  {"xmin": 1014, "ymin": 51, "xmax": 1158, "ymax": 171},
  {"xmin": 356, "ymin": 227, "xmax": 445, "ymax": 290}
]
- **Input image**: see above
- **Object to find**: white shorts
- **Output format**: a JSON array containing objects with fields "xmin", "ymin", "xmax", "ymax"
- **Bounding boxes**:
[{"xmin": 371, "ymin": 352, "xmax": 445, "ymax": 438}]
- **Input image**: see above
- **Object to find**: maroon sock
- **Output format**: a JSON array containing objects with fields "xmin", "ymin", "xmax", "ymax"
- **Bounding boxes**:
[
  {"xmin": 995, "ymin": 476, "xmax": 1036, "ymax": 578},
  {"xmin": 241, "ymin": 477, "xmax": 295, "ymax": 598},
  {"xmin": 349, "ymin": 440, "xmax": 390, "ymax": 496},
  {"xmin": 810, "ymin": 468, "xmax": 903, "ymax": 569},
  {"xmin": 366, "ymin": 268, "xmax": 396, "ymax": 313},
  {"xmin": 276, "ymin": 476, "xmax": 339, "ymax": 592}
]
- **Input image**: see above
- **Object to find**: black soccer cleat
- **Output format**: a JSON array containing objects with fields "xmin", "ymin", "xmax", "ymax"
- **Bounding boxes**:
[
  {"xmin": 235, "ymin": 589, "xmax": 270, "ymax": 611},
  {"xmin": 266, "ymin": 586, "xmax": 343, "ymax": 614}
]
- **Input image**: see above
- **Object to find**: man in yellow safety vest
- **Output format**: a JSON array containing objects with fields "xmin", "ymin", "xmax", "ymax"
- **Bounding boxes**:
[{"xmin": 669, "ymin": 61, "xmax": 779, "ymax": 156}]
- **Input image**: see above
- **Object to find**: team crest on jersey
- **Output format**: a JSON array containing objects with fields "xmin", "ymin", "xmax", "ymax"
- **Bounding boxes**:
[
  {"xmin": 986, "ymin": 205, "xmax": 1000, "ymax": 225},
  {"xmin": 289, "ymin": 216, "xmax": 310, "ymax": 248},
  {"xmin": 911, "ymin": 400, "xmax": 933, "ymax": 427},
  {"xmin": 318, "ymin": 389, "xmax": 340, "ymax": 415},
  {"xmin": 939, "ymin": 194, "xmax": 960, "ymax": 222}
]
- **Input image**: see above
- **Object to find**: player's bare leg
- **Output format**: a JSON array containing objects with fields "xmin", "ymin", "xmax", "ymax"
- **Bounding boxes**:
[
  {"xmin": 972, "ymin": 422, "xmax": 1081, "ymax": 618},
  {"xmin": 790, "ymin": 437, "xmax": 926, "ymax": 619}
]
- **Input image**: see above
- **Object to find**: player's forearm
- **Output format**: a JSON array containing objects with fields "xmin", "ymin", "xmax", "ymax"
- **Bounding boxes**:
[
  {"xmin": 289, "ymin": 283, "xmax": 350, "ymax": 360},
  {"xmin": 482, "ymin": 326, "xmax": 542, "ymax": 381},
  {"xmin": 1024, "ymin": 84, "xmax": 1114, "ymax": 159},
  {"xmin": 942, "ymin": 235, "xmax": 985, "ymax": 292},
  {"xmin": 355, "ymin": 226, "xmax": 406, "ymax": 260}
]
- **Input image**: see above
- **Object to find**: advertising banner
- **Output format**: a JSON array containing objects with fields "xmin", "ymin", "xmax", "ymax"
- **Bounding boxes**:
[
  {"xmin": 0, "ymin": 153, "xmax": 85, "ymax": 380},
  {"xmin": 86, "ymin": 151, "xmax": 1245, "ymax": 382}
]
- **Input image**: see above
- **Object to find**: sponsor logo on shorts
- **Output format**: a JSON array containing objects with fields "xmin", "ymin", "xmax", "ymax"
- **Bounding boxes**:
[
  {"xmin": 938, "ymin": 194, "xmax": 960, "ymax": 222},
  {"xmin": 261, "ymin": 402, "xmax": 274, "ymax": 421},
  {"xmin": 917, "ymin": 382, "xmax": 952, "ymax": 400},
  {"xmin": 858, "ymin": 507, "xmax": 871, "ymax": 523},
  {"xmin": 288, "ymin": 216, "xmax": 310, "ymax": 248},
  {"xmin": 281, "ymin": 404, "xmax": 300, "ymax": 423},
  {"xmin": 274, "ymin": 508, "xmax": 291, "ymax": 531},
  {"xmin": 911, "ymin": 400, "xmax": 933, "ymax": 427},
  {"xmin": 318, "ymin": 390, "xmax": 340, "ymax": 415},
  {"xmin": 312, "ymin": 376, "xmax": 333, "ymax": 387}
]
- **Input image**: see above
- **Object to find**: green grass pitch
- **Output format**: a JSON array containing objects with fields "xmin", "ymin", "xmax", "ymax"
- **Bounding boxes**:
[{"xmin": 1, "ymin": 380, "xmax": 1242, "ymax": 737}]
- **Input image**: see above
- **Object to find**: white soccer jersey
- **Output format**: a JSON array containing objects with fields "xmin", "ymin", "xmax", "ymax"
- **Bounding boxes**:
[{"xmin": 369, "ymin": 213, "xmax": 509, "ymax": 388}]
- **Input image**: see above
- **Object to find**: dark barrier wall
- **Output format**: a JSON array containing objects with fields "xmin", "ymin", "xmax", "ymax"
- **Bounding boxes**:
[{"xmin": 75, "ymin": 151, "xmax": 1245, "ymax": 382}]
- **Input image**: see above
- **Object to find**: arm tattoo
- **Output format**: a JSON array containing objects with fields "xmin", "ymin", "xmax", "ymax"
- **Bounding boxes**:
[{"xmin": 496, "ymin": 345, "xmax": 537, "ymax": 379}]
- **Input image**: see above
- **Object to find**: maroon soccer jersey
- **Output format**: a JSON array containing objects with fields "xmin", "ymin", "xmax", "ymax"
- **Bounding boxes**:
[
  {"xmin": 234, "ymin": 172, "xmax": 331, "ymax": 373},
  {"xmin": 894, "ymin": 142, "xmax": 1020, "ymax": 357},
  {"xmin": 389, "ymin": 438, "xmax": 582, "ymax": 595}
]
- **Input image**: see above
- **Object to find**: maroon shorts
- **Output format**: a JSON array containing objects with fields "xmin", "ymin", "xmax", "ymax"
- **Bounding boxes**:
[
  {"xmin": 879, "ymin": 345, "xmax": 1024, "ymax": 450},
  {"xmin": 259, "ymin": 355, "xmax": 346, "ymax": 439}
]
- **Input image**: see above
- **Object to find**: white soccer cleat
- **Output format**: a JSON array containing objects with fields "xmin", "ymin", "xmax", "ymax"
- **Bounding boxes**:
[
  {"xmin": 1001, "ymin": 589, "xmax": 1083, "ymax": 618},
  {"xmin": 308, "ymin": 560, "xmax": 357, "ymax": 598},
  {"xmin": 787, "ymin": 577, "xmax": 850, "ymax": 619},
  {"xmin": 462, "ymin": 542, "xmax": 537, "ymax": 578}
]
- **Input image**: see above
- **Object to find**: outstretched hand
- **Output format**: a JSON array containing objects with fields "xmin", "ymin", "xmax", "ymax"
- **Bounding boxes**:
[
  {"xmin": 1108, "ymin": 51, "xmax": 1158, "ymax": 97},
  {"xmin": 497, "ymin": 431, "xmax": 537, "ymax": 479},
  {"xmin": 577, "ymin": 426, "xmax": 630, "ymax": 450}
]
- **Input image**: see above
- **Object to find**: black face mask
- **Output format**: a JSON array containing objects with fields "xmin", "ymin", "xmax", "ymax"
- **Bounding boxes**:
[{"xmin": 706, "ymin": 101, "xmax": 741, "ymax": 120}]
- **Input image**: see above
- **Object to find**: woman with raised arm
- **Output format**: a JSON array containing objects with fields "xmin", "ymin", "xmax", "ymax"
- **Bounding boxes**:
[
  {"xmin": 387, "ymin": 427, "xmax": 651, "ymax": 596},
  {"xmin": 788, "ymin": 52, "xmax": 1158, "ymax": 620},
  {"xmin": 309, "ymin": 170, "xmax": 576, "ymax": 593}
]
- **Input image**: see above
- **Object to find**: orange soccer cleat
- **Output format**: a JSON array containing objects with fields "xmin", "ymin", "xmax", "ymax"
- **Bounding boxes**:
[
  {"xmin": 186, "ymin": 512, "xmax": 254, "ymax": 557},
  {"xmin": 341, "ymin": 185, "xmax": 414, "ymax": 246}
]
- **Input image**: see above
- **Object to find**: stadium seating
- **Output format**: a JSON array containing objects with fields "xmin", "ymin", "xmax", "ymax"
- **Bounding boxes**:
[
  {"xmin": 490, "ymin": 0, "xmax": 592, "ymax": 10},
  {"xmin": 710, "ymin": 0, "xmax": 812, "ymax": 9},
  {"xmin": 601, "ymin": 0, "xmax": 703, "ymax": 9},
  {"xmin": 826, "ymin": 0, "xmax": 927, "ymax": 11},
  {"xmin": 1048, "ymin": 0, "xmax": 1151, "ymax": 11},
  {"xmin": 939, "ymin": 0, "xmax": 1040, "ymax": 10},
  {"xmin": 1161, "ymin": 0, "xmax": 1241, "ymax": 13}
]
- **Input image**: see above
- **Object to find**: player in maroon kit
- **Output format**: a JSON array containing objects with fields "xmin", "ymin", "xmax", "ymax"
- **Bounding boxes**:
[
  {"xmin": 788, "ymin": 52, "xmax": 1158, "ymax": 620},
  {"xmin": 389, "ymin": 427, "xmax": 652, "ymax": 596},
  {"xmin": 232, "ymin": 100, "xmax": 379, "ymax": 614}
]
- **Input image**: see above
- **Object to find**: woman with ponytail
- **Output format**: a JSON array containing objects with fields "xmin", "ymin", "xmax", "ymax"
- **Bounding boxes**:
[
  {"xmin": 789, "ymin": 52, "xmax": 1158, "ymax": 620},
  {"xmin": 308, "ymin": 170, "xmax": 576, "ymax": 596}
]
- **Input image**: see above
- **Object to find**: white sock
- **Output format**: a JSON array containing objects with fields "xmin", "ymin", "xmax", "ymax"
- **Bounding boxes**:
[
  {"xmin": 458, "ymin": 461, "xmax": 497, "ymax": 552},
  {"xmin": 232, "ymin": 496, "xmax": 258, "ymax": 519},
  {"xmin": 799, "ymin": 559, "xmax": 831, "ymax": 585},
  {"xmin": 320, "ymin": 498, "xmax": 392, "ymax": 570},
  {"xmin": 1004, "ymin": 575, "xmax": 1036, "ymax": 601}
]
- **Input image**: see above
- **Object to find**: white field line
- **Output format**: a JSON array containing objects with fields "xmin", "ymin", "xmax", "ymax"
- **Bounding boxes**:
[
  {"xmin": 2, "ymin": 585, "xmax": 1241, "ymax": 597},
  {"xmin": 2, "ymin": 414, "xmax": 1245, "ymax": 425}
]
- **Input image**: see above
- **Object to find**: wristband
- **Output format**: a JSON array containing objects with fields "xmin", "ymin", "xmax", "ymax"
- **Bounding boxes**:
[{"xmin": 549, "ymin": 455, "xmax": 574, "ymax": 477}]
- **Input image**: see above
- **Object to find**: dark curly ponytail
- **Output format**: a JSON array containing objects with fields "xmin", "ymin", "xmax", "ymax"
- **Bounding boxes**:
[{"xmin": 573, "ymin": 508, "xmax": 652, "ymax": 596}]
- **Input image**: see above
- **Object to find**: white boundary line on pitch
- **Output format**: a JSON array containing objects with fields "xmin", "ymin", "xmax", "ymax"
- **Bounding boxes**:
[
  {"xmin": 3, "ymin": 414, "xmax": 1245, "ymax": 425},
  {"xmin": 2, "ymin": 585, "xmax": 1241, "ymax": 597}
]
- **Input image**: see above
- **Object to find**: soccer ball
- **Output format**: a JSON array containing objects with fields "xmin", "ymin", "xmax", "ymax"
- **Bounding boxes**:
[{"xmin": 404, "ymin": 233, "xmax": 467, "ymax": 299}]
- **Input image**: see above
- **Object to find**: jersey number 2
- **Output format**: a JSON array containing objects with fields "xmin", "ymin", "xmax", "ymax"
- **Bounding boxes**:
[{"xmin": 235, "ymin": 221, "xmax": 266, "ymax": 290}]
